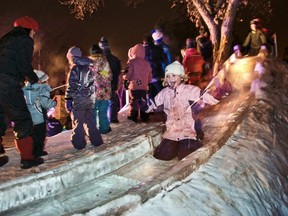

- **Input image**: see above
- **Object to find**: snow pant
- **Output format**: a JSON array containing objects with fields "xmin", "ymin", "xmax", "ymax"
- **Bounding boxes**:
[
  {"xmin": 0, "ymin": 112, "xmax": 6, "ymax": 137},
  {"xmin": 0, "ymin": 111, "xmax": 6, "ymax": 154},
  {"xmin": 0, "ymin": 138, "xmax": 4, "ymax": 154},
  {"xmin": 0, "ymin": 74, "xmax": 35, "ymax": 160},
  {"xmin": 154, "ymin": 138, "xmax": 203, "ymax": 161},
  {"xmin": 148, "ymin": 81, "xmax": 163, "ymax": 100},
  {"xmin": 71, "ymin": 109, "xmax": 103, "ymax": 150},
  {"xmin": 0, "ymin": 114, "xmax": 8, "ymax": 166},
  {"xmin": 128, "ymin": 90, "xmax": 149, "ymax": 122},
  {"xmin": 95, "ymin": 100, "xmax": 110, "ymax": 134},
  {"xmin": 32, "ymin": 122, "xmax": 47, "ymax": 157},
  {"xmin": 109, "ymin": 91, "xmax": 120, "ymax": 122}
]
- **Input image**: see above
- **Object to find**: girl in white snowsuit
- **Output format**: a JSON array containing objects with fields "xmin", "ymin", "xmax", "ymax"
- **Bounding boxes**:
[
  {"xmin": 144, "ymin": 61, "xmax": 219, "ymax": 160},
  {"xmin": 23, "ymin": 70, "xmax": 56, "ymax": 157}
]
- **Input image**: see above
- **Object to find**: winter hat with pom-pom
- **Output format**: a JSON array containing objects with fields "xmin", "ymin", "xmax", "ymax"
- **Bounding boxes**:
[
  {"xmin": 66, "ymin": 46, "xmax": 82, "ymax": 59},
  {"xmin": 34, "ymin": 69, "xmax": 49, "ymax": 82},
  {"xmin": 165, "ymin": 61, "xmax": 185, "ymax": 77}
]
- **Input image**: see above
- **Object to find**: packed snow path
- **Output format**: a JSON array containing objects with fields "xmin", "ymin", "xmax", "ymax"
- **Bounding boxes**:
[{"xmin": 1, "ymin": 56, "xmax": 287, "ymax": 215}]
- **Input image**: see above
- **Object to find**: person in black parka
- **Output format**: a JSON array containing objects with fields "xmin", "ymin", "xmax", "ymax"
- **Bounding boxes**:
[{"xmin": 0, "ymin": 16, "xmax": 44, "ymax": 169}]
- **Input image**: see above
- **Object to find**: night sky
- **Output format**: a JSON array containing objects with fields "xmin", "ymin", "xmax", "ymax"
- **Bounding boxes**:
[
  {"xmin": 0, "ymin": 0, "xmax": 173, "ymax": 65},
  {"xmin": 0, "ymin": 0, "xmax": 287, "ymax": 74}
]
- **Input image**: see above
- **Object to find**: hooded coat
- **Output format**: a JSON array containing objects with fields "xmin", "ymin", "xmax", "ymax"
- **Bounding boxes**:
[
  {"xmin": 182, "ymin": 48, "xmax": 205, "ymax": 84},
  {"xmin": 89, "ymin": 54, "xmax": 112, "ymax": 100},
  {"xmin": 0, "ymin": 26, "xmax": 38, "ymax": 139},
  {"xmin": 23, "ymin": 83, "xmax": 56, "ymax": 125},
  {"xmin": 124, "ymin": 44, "xmax": 152, "ymax": 90},
  {"xmin": 150, "ymin": 83, "xmax": 218, "ymax": 141},
  {"xmin": 0, "ymin": 27, "xmax": 38, "ymax": 83},
  {"xmin": 65, "ymin": 57, "xmax": 96, "ymax": 111}
]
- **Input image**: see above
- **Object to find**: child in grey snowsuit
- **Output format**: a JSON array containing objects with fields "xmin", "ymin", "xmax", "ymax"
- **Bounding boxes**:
[
  {"xmin": 65, "ymin": 46, "xmax": 103, "ymax": 150},
  {"xmin": 23, "ymin": 70, "xmax": 56, "ymax": 157}
]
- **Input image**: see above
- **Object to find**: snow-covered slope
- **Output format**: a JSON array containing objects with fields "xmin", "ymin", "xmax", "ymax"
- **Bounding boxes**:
[{"xmin": 125, "ymin": 57, "xmax": 288, "ymax": 216}]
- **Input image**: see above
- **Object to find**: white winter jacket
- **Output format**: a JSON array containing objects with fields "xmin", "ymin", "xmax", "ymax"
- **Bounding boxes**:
[{"xmin": 149, "ymin": 83, "xmax": 218, "ymax": 141}]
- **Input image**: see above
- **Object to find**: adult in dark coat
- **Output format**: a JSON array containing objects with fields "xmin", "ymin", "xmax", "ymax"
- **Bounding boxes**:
[
  {"xmin": 0, "ymin": 16, "xmax": 43, "ymax": 169},
  {"xmin": 143, "ymin": 35, "xmax": 166, "ymax": 99},
  {"xmin": 99, "ymin": 37, "xmax": 122, "ymax": 123},
  {"xmin": 196, "ymin": 27, "xmax": 213, "ymax": 74}
]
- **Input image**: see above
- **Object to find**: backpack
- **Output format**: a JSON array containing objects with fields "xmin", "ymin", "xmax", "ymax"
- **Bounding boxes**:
[{"xmin": 74, "ymin": 65, "xmax": 94, "ymax": 95}]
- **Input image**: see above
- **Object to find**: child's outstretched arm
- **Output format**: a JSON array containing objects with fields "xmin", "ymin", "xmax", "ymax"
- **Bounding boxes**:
[
  {"xmin": 201, "ymin": 91, "xmax": 219, "ymax": 105},
  {"xmin": 139, "ymin": 98, "xmax": 157, "ymax": 113}
]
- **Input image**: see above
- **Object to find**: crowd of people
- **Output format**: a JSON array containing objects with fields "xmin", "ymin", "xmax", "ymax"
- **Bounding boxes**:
[{"xmin": 0, "ymin": 16, "xmax": 273, "ymax": 169}]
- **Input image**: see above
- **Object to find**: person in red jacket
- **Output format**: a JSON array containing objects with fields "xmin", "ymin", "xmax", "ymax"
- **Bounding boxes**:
[
  {"xmin": 182, "ymin": 38, "xmax": 205, "ymax": 86},
  {"xmin": 0, "ymin": 16, "xmax": 43, "ymax": 169}
]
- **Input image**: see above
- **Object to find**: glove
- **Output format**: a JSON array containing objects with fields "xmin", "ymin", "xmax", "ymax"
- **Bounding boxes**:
[
  {"xmin": 65, "ymin": 99, "xmax": 73, "ymax": 113},
  {"xmin": 138, "ymin": 98, "xmax": 149, "ymax": 112},
  {"xmin": 202, "ymin": 92, "xmax": 219, "ymax": 105},
  {"xmin": 138, "ymin": 98, "xmax": 155, "ymax": 113}
]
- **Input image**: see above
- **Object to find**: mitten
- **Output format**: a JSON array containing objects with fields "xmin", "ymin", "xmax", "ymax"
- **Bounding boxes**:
[
  {"xmin": 138, "ymin": 98, "xmax": 156, "ymax": 113},
  {"xmin": 65, "ymin": 99, "xmax": 73, "ymax": 113},
  {"xmin": 202, "ymin": 91, "xmax": 219, "ymax": 105},
  {"xmin": 138, "ymin": 98, "xmax": 149, "ymax": 112}
]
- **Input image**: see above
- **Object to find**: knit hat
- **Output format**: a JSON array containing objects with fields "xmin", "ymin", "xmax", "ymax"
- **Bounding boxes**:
[
  {"xmin": 90, "ymin": 44, "xmax": 103, "ymax": 54},
  {"xmin": 34, "ymin": 69, "xmax": 49, "ymax": 82},
  {"xmin": 165, "ymin": 61, "xmax": 185, "ymax": 77},
  {"xmin": 233, "ymin": 45, "xmax": 240, "ymax": 51},
  {"xmin": 66, "ymin": 46, "xmax": 82, "ymax": 59},
  {"xmin": 14, "ymin": 16, "xmax": 39, "ymax": 32},
  {"xmin": 98, "ymin": 37, "xmax": 110, "ymax": 51},
  {"xmin": 152, "ymin": 29, "xmax": 163, "ymax": 42}
]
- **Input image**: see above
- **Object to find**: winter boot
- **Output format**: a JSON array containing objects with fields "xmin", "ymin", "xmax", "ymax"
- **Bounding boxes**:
[
  {"xmin": 0, "ymin": 155, "xmax": 9, "ymax": 167},
  {"xmin": 15, "ymin": 136, "xmax": 44, "ymax": 169},
  {"xmin": 140, "ymin": 112, "xmax": 149, "ymax": 122},
  {"xmin": 127, "ymin": 110, "xmax": 138, "ymax": 122},
  {"xmin": 34, "ymin": 150, "xmax": 48, "ymax": 157},
  {"xmin": 0, "ymin": 137, "xmax": 5, "ymax": 154},
  {"xmin": 0, "ymin": 144, "xmax": 5, "ymax": 154},
  {"xmin": 20, "ymin": 157, "xmax": 44, "ymax": 169}
]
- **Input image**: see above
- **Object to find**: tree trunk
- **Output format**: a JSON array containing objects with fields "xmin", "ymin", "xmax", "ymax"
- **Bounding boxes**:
[{"xmin": 191, "ymin": 0, "xmax": 240, "ymax": 75}]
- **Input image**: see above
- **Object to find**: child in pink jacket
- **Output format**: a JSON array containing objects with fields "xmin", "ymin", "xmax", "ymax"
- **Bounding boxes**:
[
  {"xmin": 123, "ymin": 44, "xmax": 152, "ymax": 122},
  {"xmin": 143, "ymin": 61, "xmax": 219, "ymax": 160}
]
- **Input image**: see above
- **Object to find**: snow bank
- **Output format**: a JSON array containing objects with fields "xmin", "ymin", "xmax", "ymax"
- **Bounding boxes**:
[{"xmin": 125, "ymin": 58, "xmax": 288, "ymax": 216}]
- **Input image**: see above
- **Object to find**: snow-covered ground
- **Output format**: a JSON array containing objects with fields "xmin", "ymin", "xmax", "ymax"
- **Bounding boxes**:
[
  {"xmin": 1, "ymin": 56, "xmax": 287, "ymax": 216},
  {"xmin": 124, "ymin": 57, "xmax": 288, "ymax": 216}
]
